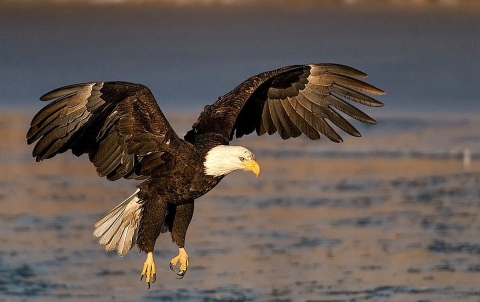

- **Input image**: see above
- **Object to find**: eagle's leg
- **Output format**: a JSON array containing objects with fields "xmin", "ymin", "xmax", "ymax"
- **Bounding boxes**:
[
  {"xmin": 168, "ymin": 201, "xmax": 194, "ymax": 279},
  {"xmin": 140, "ymin": 252, "xmax": 156, "ymax": 288},
  {"xmin": 137, "ymin": 193, "xmax": 167, "ymax": 288}
]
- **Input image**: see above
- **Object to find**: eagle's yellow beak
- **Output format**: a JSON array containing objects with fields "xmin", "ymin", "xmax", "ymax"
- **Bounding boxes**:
[{"xmin": 243, "ymin": 159, "xmax": 260, "ymax": 177}]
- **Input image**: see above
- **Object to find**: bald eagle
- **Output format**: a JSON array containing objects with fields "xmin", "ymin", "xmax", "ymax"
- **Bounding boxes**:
[{"xmin": 27, "ymin": 63, "xmax": 384, "ymax": 287}]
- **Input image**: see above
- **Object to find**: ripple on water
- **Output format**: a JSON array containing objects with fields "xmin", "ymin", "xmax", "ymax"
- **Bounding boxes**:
[{"xmin": 0, "ymin": 261, "xmax": 65, "ymax": 297}]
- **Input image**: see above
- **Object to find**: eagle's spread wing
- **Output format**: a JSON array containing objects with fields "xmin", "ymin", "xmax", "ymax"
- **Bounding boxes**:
[
  {"xmin": 27, "ymin": 82, "xmax": 182, "ymax": 180},
  {"xmin": 189, "ymin": 64, "xmax": 384, "ymax": 143}
]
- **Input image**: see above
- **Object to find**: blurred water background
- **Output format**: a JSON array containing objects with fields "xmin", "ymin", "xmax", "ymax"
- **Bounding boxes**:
[{"xmin": 1, "ymin": 0, "xmax": 480, "ymax": 114}]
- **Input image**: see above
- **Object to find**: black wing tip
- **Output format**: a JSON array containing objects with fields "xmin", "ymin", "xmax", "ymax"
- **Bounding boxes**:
[
  {"xmin": 39, "ymin": 82, "xmax": 95, "ymax": 101},
  {"xmin": 372, "ymin": 100, "xmax": 385, "ymax": 107},
  {"xmin": 39, "ymin": 91, "xmax": 55, "ymax": 101},
  {"xmin": 310, "ymin": 63, "xmax": 368, "ymax": 77},
  {"xmin": 329, "ymin": 136, "xmax": 344, "ymax": 143},
  {"xmin": 364, "ymin": 97, "xmax": 384, "ymax": 108},
  {"xmin": 368, "ymin": 87, "xmax": 386, "ymax": 97},
  {"xmin": 32, "ymin": 149, "xmax": 49, "ymax": 162}
]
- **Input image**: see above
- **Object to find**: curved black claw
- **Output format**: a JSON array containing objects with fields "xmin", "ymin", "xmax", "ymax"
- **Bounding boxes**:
[
  {"xmin": 170, "ymin": 262, "xmax": 187, "ymax": 280},
  {"xmin": 140, "ymin": 273, "xmax": 156, "ymax": 289},
  {"xmin": 176, "ymin": 270, "xmax": 187, "ymax": 280},
  {"xmin": 169, "ymin": 262, "xmax": 188, "ymax": 279}
]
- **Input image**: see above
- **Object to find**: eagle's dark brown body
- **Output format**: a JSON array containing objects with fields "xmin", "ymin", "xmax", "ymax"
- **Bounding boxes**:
[
  {"xmin": 26, "ymin": 63, "xmax": 384, "ymax": 286},
  {"xmin": 135, "ymin": 140, "xmax": 224, "ymax": 253}
]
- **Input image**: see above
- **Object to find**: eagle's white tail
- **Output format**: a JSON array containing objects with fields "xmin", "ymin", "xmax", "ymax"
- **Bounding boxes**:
[{"xmin": 93, "ymin": 189, "xmax": 142, "ymax": 256}]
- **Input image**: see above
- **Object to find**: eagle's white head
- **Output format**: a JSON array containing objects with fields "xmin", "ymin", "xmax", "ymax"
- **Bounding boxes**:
[{"xmin": 204, "ymin": 145, "xmax": 260, "ymax": 177}]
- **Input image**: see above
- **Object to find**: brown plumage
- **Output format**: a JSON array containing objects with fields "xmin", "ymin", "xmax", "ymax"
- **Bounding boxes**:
[{"xmin": 26, "ymin": 63, "xmax": 384, "ymax": 287}]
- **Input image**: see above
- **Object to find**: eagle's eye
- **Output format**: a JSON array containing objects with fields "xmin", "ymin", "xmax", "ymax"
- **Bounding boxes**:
[{"xmin": 239, "ymin": 157, "xmax": 246, "ymax": 162}]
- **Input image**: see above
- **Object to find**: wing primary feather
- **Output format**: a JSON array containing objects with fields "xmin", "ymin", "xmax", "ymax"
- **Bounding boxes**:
[
  {"xmin": 279, "ymin": 99, "xmax": 303, "ymax": 138},
  {"xmin": 309, "ymin": 64, "xmax": 368, "ymax": 78},
  {"xmin": 300, "ymin": 83, "xmax": 376, "ymax": 125},
  {"xmin": 319, "ymin": 106, "xmax": 361, "ymax": 137},
  {"xmin": 311, "ymin": 118, "xmax": 343, "ymax": 143},
  {"xmin": 297, "ymin": 91, "xmax": 343, "ymax": 142},
  {"xmin": 293, "ymin": 94, "xmax": 333, "ymax": 140},
  {"xmin": 29, "ymin": 98, "xmax": 70, "ymax": 128},
  {"xmin": 285, "ymin": 97, "xmax": 320, "ymax": 140},
  {"xmin": 267, "ymin": 101, "xmax": 284, "ymax": 136},
  {"xmin": 330, "ymin": 84, "xmax": 384, "ymax": 107},
  {"xmin": 39, "ymin": 83, "xmax": 92, "ymax": 101},
  {"xmin": 302, "ymin": 86, "xmax": 361, "ymax": 136},
  {"xmin": 33, "ymin": 111, "xmax": 91, "ymax": 160},
  {"xmin": 271, "ymin": 101, "xmax": 296, "ymax": 139},
  {"xmin": 327, "ymin": 74, "xmax": 384, "ymax": 95},
  {"xmin": 259, "ymin": 102, "xmax": 275, "ymax": 135},
  {"xmin": 318, "ymin": 119, "xmax": 343, "ymax": 143},
  {"xmin": 326, "ymin": 94, "xmax": 377, "ymax": 124},
  {"xmin": 28, "ymin": 98, "xmax": 77, "ymax": 140},
  {"xmin": 289, "ymin": 94, "xmax": 324, "ymax": 140},
  {"xmin": 27, "ymin": 106, "xmax": 89, "ymax": 144}
]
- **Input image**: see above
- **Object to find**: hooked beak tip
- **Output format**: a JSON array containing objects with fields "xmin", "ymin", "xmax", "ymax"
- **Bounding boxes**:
[{"xmin": 245, "ymin": 160, "xmax": 260, "ymax": 177}]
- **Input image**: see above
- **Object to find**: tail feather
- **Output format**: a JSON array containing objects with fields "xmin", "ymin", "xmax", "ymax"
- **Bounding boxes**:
[
  {"xmin": 118, "ymin": 225, "xmax": 136, "ymax": 254},
  {"xmin": 94, "ymin": 189, "xmax": 142, "ymax": 256}
]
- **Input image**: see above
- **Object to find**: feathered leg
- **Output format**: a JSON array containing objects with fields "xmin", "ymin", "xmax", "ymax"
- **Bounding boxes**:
[
  {"xmin": 136, "ymin": 196, "xmax": 167, "ymax": 288},
  {"xmin": 168, "ymin": 201, "xmax": 194, "ymax": 279}
]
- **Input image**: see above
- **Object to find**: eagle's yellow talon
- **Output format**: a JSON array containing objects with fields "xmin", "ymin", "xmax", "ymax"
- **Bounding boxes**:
[
  {"xmin": 141, "ymin": 252, "xmax": 156, "ymax": 288},
  {"xmin": 169, "ymin": 247, "xmax": 189, "ymax": 279}
]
